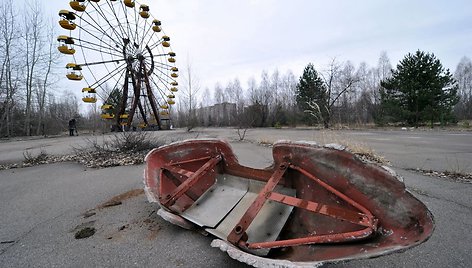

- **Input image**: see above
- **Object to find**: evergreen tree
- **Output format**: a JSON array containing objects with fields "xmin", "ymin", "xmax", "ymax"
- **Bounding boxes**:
[
  {"xmin": 295, "ymin": 63, "xmax": 328, "ymax": 126},
  {"xmin": 381, "ymin": 50, "xmax": 458, "ymax": 127},
  {"xmin": 105, "ymin": 87, "xmax": 124, "ymax": 115}
]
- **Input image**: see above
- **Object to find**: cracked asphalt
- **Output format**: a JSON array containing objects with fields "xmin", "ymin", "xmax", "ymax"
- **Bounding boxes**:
[{"xmin": 0, "ymin": 128, "xmax": 471, "ymax": 267}]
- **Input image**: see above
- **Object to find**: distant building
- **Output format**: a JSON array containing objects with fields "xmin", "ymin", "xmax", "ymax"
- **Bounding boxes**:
[{"xmin": 197, "ymin": 102, "xmax": 237, "ymax": 126}]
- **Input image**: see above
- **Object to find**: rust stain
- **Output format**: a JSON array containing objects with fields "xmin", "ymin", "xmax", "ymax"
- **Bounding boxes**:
[
  {"xmin": 147, "ymin": 226, "xmax": 161, "ymax": 240},
  {"xmin": 97, "ymin": 188, "xmax": 144, "ymax": 209}
]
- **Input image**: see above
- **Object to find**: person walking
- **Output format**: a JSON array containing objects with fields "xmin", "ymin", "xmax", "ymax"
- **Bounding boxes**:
[{"xmin": 68, "ymin": 118, "xmax": 77, "ymax": 136}]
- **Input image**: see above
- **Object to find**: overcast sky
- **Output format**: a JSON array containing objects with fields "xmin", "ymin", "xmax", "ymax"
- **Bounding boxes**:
[{"xmin": 39, "ymin": 0, "xmax": 472, "ymax": 101}]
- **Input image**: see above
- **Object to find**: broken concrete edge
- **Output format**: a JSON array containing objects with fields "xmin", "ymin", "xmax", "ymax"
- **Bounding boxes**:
[
  {"xmin": 210, "ymin": 239, "xmax": 413, "ymax": 268},
  {"xmin": 210, "ymin": 239, "xmax": 323, "ymax": 268},
  {"xmin": 156, "ymin": 209, "xmax": 195, "ymax": 230},
  {"xmin": 273, "ymin": 140, "xmax": 403, "ymax": 183}
]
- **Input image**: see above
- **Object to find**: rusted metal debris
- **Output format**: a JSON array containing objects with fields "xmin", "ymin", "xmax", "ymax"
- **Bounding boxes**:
[{"xmin": 144, "ymin": 139, "xmax": 434, "ymax": 267}]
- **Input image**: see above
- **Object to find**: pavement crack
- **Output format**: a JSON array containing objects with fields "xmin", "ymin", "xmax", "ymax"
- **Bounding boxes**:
[
  {"xmin": 0, "ymin": 210, "xmax": 70, "ymax": 256},
  {"xmin": 407, "ymin": 186, "xmax": 472, "ymax": 211}
]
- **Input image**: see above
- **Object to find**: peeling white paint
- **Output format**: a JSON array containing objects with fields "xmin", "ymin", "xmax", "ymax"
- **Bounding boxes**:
[{"xmin": 211, "ymin": 239, "xmax": 323, "ymax": 268}]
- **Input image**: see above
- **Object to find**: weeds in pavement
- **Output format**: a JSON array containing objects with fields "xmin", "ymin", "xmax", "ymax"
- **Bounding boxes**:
[
  {"xmin": 23, "ymin": 149, "xmax": 50, "ymax": 165},
  {"xmin": 72, "ymin": 132, "xmax": 165, "ymax": 168}
]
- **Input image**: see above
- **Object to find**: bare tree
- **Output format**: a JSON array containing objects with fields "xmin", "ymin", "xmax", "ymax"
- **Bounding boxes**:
[
  {"xmin": 454, "ymin": 56, "xmax": 472, "ymax": 119},
  {"xmin": 320, "ymin": 59, "xmax": 359, "ymax": 128},
  {"xmin": 181, "ymin": 60, "xmax": 200, "ymax": 131},
  {"xmin": 246, "ymin": 76, "xmax": 258, "ymax": 104},
  {"xmin": 201, "ymin": 87, "xmax": 212, "ymax": 107},
  {"xmin": 232, "ymin": 78, "xmax": 244, "ymax": 114},
  {"xmin": 214, "ymin": 82, "xmax": 225, "ymax": 104},
  {"xmin": 0, "ymin": 0, "xmax": 20, "ymax": 137},
  {"xmin": 22, "ymin": 1, "xmax": 46, "ymax": 135},
  {"xmin": 34, "ymin": 19, "xmax": 60, "ymax": 135}
]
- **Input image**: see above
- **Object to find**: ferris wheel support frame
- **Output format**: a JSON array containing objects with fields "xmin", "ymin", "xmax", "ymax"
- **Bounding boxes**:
[{"xmin": 143, "ymin": 63, "xmax": 162, "ymax": 130}]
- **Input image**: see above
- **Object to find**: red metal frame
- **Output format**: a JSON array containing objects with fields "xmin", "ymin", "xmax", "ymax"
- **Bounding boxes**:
[
  {"xmin": 160, "ymin": 155, "xmax": 221, "ymax": 207},
  {"xmin": 227, "ymin": 163, "xmax": 377, "ymax": 249},
  {"xmin": 145, "ymin": 140, "xmax": 434, "ymax": 262},
  {"xmin": 157, "ymin": 154, "xmax": 378, "ymax": 249}
]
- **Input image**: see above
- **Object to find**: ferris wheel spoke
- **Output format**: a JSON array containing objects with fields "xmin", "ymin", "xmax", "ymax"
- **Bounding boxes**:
[
  {"xmin": 154, "ymin": 61, "xmax": 176, "ymax": 70},
  {"xmin": 99, "ymin": 68, "xmax": 127, "ymax": 102},
  {"xmin": 74, "ymin": 42, "xmax": 124, "ymax": 58},
  {"xmin": 75, "ymin": 23, "xmax": 122, "ymax": 53},
  {"xmin": 106, "ymin": 0, "xmax": 129, "ymax": 42},
  {"xmin": 153, "ymin": 66, "xmax": 177, "ymax": 84},
  {"xmin": 74, "ymin": 37, "xmax": 123, "ymax": 55},
  {"xmin": 120, "ymin": 1, "xmax": 136, "ymax": 42},
  {"xmin": 76, "ymin": 58, "xmax": 125, "ymax": 67},
  {"xmin": 150, "ymin": 67, "xmax": 175, "ymax": 89},
  {"xmin": 88, "ymin": 2, "xmax": 125, "ymax": 42},
  {"xmin": 140, "ymin": 19, "xmax": 153, "ymax": 48},
  {"xmin": 89, "ymin": 63, "xmax": 128, "ymax": 89},
  {"xmin": 146, "ymin": 37, "xmax": 164, "ymax": 51},
  {"xmin": 79, "ymin": 11, "xmax": 123, "ymax": 49},
  {"xmin": 152, "ymin": 53, "xmax": 172, "ymax": 58},
  {"xmin": 149, "ymin": 77, "xmax": 170, "ymax": 100},
  {"xmin": 133, "ymin": 5, "xmax": 141, "ymax": 45}
]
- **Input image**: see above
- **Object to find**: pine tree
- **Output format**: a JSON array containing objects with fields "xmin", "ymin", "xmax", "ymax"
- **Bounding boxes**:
[
  {"xmin": 381, "ymin": 50, "xmax": 458, "ymax": 127},
  {"xmin": 295, "ymin": 63, "xmax": 328, "ymax": 126}
]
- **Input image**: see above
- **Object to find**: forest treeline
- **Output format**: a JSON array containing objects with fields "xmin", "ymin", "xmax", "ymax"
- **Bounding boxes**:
[
  {"xmin": 174, "ymin": 52, "xmax": 472, "ymax": 129},
  {"xmin": 1, "ymin": 0, "xmax": 472, "ymax": 138}
]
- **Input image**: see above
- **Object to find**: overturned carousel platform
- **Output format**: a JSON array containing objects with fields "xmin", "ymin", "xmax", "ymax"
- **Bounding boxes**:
[{"xmin": 144, "ymin": 139, "xmax": 434, "ymax": 267}]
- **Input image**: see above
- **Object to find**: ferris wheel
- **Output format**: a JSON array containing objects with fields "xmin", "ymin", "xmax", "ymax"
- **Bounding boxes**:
[{"xmin": 57, "ymin": 0, "xmax": 178, "ymax": 130}]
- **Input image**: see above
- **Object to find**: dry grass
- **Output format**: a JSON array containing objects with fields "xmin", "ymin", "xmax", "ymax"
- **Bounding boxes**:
[{"xmin": 311, "ymin": 130, "xmax": 387, "ymax": 165}]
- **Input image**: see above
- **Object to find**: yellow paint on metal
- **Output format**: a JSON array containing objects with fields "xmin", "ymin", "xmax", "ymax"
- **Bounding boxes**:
[
  {"xmin": 59, "ymin": 10, "xmax": 76, "ymax": 20},
  {"xmin": 58, "ymin": 45, "xmax": 76, "ymax": 55},
  {"xmin": 70, "ymin": 1, "xmax": 86, "ymax": 12},
  {"xmin": 66, "ymin": 73, "xmax": 83, "ymax": 80},
  {"xmin": 140, "ymin": 11, "xmax": 150, "ymax": 19},
  {"xmin": 101, "ymin": 104, "xmax": 113, "ymax": 110},
  {"xmin": 82, "ymin": 97, "xmax": 97, "ymax": 103},
  {"xmin": 82, "ymin": 88, "xmax": 97, "ymax": 94},
  {"xmin": 59, "ymin": 20, "xmax": 76, "ymax": 30},
  {"xmin": 124, "ymin": 0, "xmax": 135, "ymax": 8},
  {"xmin": 101, "ymin": 113, "xmax": 115, "ymax": 119}
]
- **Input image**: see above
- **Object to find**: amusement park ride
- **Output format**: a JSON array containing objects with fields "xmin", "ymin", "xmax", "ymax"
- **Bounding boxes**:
[{"xmin": 58, "ymin": 0, "xmax": 178, "ymax": 130}]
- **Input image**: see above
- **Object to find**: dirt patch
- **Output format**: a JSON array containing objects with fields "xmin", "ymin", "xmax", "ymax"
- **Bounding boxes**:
[
  {"xmin": 82, "ymin": 211, "xmax": 96, "ymax": 218},
  {"xmin": 74, "ymin": 188, "xmax": 162, "ymax": 242},
  {"xmin": 147, "ymin": 226, "xmax": 161, "ymax": 240},
  {"xmin": 96, "ymin": 189, "xmax": 144, "ymax": 209},
  {"xmin": 408, "ymin": 168, "xmax": 472, "ymax": 184},
  {"xmin": 75, "ymin": 227, "xmax": 96, "ymax": 239}
]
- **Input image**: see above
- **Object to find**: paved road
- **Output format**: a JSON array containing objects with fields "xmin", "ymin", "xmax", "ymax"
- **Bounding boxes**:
[
  {"xmin": 0, "ymin": 128, "xmax": 471, "ymax": 267},
  {"xmin": 201, "ymin": 128, "xmax": 472, "ymax": 173}
]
